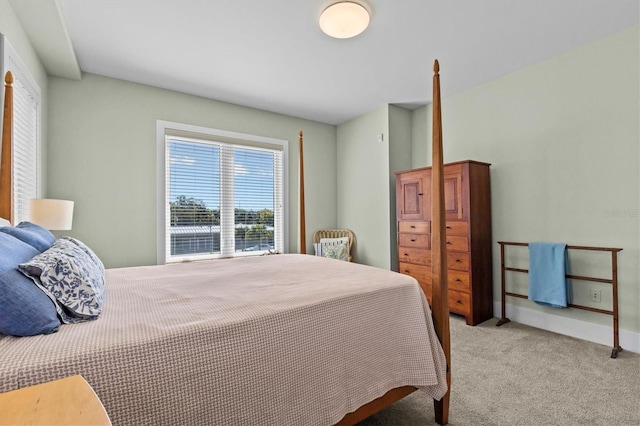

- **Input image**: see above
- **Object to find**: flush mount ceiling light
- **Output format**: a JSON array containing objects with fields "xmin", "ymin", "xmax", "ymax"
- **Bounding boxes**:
[{"xmin": 319, "ymin": 2, "xmax": 370, "ymax": 39}]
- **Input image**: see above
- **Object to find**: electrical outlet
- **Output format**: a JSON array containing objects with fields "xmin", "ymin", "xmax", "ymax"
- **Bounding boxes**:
[{"xmin": 590, "ymin": 288, "xmax": 601, "ymax": 303}]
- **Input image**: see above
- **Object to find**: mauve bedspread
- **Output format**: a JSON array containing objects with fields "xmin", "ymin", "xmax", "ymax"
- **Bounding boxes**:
[{"xmin": 0, "ymin": 254, "xmax": 446, "ymax": 425}]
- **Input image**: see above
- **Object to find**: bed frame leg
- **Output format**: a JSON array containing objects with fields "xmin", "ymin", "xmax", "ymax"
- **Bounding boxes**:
[
  {"xmin": 610, "ymin": 346, "xmax": 623, "ymax": 359},
  {"xmin": 496, "ymin": 317, "xmax": 511, "ymax": 327},
  {"xmin": 434, "ymin": 391, "xmax": 450, "ymax": 425},
  {"xmin": 434, "ymin": 362, "xmax": 451, "ymax": 425}
]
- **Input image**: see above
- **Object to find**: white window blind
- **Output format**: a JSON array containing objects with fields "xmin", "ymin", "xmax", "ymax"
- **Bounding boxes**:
[
  {"xmin": 11, "ymin": 75, "xmax": 39, "ymax": 222},
  {"xmin": 162, "ymin": 129, "xmax": 285, "ymax": 263},
  {"xmin": 2, "ymin": 38, "xmax": 40, "ymax": 223}
]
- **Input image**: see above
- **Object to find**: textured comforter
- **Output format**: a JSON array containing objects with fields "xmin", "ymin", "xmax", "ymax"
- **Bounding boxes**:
[{"xmin": 0, "ymin": 254, "xmax": 446, "ymax": 425}]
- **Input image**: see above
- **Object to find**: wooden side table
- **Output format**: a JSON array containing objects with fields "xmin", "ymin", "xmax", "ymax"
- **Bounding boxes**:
[{"xmin": 0, "ymin": 375, "xmax": 111, "ymax": 425}]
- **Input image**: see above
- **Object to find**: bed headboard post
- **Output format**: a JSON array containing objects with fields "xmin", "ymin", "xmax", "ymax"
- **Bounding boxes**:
[
  {"xmin": 431, "ymin": 59, "xmax": 451, "ymax": 425},
  {"xmin": 298, "ymin": 130, "xmax": 306, "ymax": 254},
  {"xmin": 0, "ymin": 71, "xmax": 13, "ymax": 224}
]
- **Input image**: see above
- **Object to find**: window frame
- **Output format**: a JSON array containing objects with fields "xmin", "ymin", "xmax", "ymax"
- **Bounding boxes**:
[{"xmin": 156, "ymin": 120, "xmax": 289, "ymax": 264}]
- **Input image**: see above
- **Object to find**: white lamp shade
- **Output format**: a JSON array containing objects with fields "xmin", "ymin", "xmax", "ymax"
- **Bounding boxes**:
[
  {"xmin": 29, "ymin": 199, "xmax": 74, "ymax": 230},
  {"xmin": 319, "ymin": 2, "xmax": 370, "ymax": 39}
]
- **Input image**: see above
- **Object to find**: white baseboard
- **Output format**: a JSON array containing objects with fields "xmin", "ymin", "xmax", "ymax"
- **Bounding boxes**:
[{"xmin": 493, "ymin": 302, "xmax": 640, "ymax": 355}]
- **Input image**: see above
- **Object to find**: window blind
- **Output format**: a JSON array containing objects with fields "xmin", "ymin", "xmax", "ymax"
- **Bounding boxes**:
[
  {"xmin": 11, "ymin": 76, "xmax": 39, "ymax": 223},
  {"xmin": 164, "ymin": 134, "xmax": 284, "ymax": 262},
  {"xmin": 3, "ymin": 39, "xmax": 40, "ymax": 223}
]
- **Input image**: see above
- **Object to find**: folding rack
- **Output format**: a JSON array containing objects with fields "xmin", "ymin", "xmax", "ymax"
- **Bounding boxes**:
[{"xmin": 497, "ymin": 241, "xmax": 623, "ymax": 358}]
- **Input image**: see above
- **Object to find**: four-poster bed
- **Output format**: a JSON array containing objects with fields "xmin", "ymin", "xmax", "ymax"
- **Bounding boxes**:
[{"xmin": 0, "ymin": 62, "xmax": 451, "ymax": 425}]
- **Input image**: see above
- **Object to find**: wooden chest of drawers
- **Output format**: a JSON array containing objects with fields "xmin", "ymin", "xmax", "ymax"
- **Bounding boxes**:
[{"xmin": 395, "ymin": 160, "xmax": 493, "ymax": 325}]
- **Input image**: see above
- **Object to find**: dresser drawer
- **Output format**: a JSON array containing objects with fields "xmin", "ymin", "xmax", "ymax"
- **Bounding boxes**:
[
  {"xmin": 414, "ymin": 250, "xmax": 469, "ymax": 269},
  {"xmin": 399, "ymin": 262, "xmax": 430, "ymax": 283},
  {"xmin": 445, "ymin": 235, "xmax": 468, "ymax": 252},
  {"xmin": 398, "ymin": 247, "xmax": 430, "ymax": 265},
  {"xmin": 449, "ymin": 289, "xmax": 471, "ymax": 315},
  {"xmin": 445, "ymin": 221, "xmax": 468, "ymax": 236},
  {"xmin": 398, "ymin": 233, "xmax": 430, "ymax": 249},
  {"xmin": 448, "ymin": 270, "xmax": 470, "ymax": 292},
  {"xmin": 398, "ymin": 221, "xmax": 430, "ymax": 234},
  {"xmin": 447, "ymin": 252, "xmax": 469, "ymax": 271}
]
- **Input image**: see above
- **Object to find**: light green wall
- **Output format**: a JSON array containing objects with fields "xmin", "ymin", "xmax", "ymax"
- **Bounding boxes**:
[
  {"xmin": 388, "ymin": 105, "xmax": 412, "ymax": 271},
  {"xmin": 47, "ymin": 73, "xmax": 336, "ymax": 268},
  {"xmin": 336, "ymin": 104, "xmax": 412, "ymax": 269},
  {"xmin": 336, "ymin": 105, "xmax": 391, "ymax": 268},
  {"xmin": 411, "ymin": 105, "xmax": 429, "ymax": 169},
  {"xmin": 415, "ymin": 26, "xmax": 639, "ymax": 333},
  {"xmin": 0, "ymin": 0, "xmax": 48, "ymax": 196}
]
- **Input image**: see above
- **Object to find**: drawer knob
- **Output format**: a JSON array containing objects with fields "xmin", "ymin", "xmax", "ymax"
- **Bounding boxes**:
[
  {"xmin": 446, "ymin": 241, "xmax": 452, "ymax": 245},
  {"xmin": 404, "ymin": 253, "xmax": 409, "ymax": 256},
  {"xmin": 456, "ymin": 279, "xmax": 462, "ymax": 282},
  {"xmin": 411, "ymin": 239, "xmax": 416, "ymax": 242},
  {"xmin": 410, "ymin": 225, "xmax": 416, "ymax": 228},
  {"xmin": 446, "ymin": 226, "xmax": 451, "ymax": 229},
  {"xmin": 455, "ymin": 259, "xmax": 462, "ymax": 262},
  {"xmin": 404, "ymin": 270, "xmax": 410, "ymax": 273}
]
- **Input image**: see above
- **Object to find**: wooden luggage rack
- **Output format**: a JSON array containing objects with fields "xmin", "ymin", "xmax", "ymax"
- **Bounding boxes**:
[{"xmin": 496, "ymin": 241, "xmax": 623, "ymax": 358}]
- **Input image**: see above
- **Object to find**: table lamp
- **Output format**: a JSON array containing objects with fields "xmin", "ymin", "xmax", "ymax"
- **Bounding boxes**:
[{"xmin": 29, "ymin": 199, "xmax": 74, "ymax": 230}]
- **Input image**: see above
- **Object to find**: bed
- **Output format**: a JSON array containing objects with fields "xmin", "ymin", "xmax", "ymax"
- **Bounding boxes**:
[{"xmin": 0, "ymin": 62, "xmax": 452, "ymax": 425}]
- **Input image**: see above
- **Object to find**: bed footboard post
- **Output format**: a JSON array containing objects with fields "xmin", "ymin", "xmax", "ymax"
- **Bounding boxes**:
[
  {"xmin": 298, "ymin": 130, "xmax": 306, "ymax": 254},
  {"xmin": 431, "ymin": 59, "xmax": 451, "ymax": 426},
  {"xmin": 1, "ymin": 71, "xmax": 14, "ymax": 223}
]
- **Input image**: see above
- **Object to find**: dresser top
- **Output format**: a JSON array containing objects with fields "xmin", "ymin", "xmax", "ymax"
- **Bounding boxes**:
[{"xmin": 394, "ymin": 159, "xmax": 491, "ymax": 175}]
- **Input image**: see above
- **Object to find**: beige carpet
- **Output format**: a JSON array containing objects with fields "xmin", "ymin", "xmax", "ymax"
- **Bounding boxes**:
[{"xmin": 358, "ymin": 315, "xmax": 640, "ymax": 426}]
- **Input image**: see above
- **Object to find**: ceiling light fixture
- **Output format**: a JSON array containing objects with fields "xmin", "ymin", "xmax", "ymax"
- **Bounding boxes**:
[{"xmin": 319, "ymin": 2, "xmax": 370, "ymax": 39}]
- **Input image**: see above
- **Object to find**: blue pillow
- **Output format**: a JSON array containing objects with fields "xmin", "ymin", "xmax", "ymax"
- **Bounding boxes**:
[
  {"xmin": 0, "ymin": 221, "xmax": 56, "ymax": 253},
  {"xmin": 0, "ymin": 232, "xmax": 61, "ymax": 336}
]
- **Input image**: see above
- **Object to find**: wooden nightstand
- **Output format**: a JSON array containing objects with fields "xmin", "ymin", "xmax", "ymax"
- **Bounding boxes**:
[{"xmin": 0, "ymin": 375, "xmax": 111, "ymax": 425}]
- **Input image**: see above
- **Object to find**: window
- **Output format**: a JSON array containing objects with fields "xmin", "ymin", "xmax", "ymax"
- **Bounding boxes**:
[
  {"xmin": 157, "ymin": 121, "xmax": 288, "ymax": 263},
  {"xmin": 1, "ymin": 36, "xmax": 41, "ymax": 223}
]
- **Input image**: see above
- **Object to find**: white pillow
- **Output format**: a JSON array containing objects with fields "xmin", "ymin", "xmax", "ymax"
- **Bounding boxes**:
[
  {"xmin": 319, "ymin": 236, "xmax": 349, "ymax": 245},
  {"xmin": 314, "ymin": 237, "xmax": 349, "ymax": 255},
  {"xmin": 0, "ymin": 217, "xmax": 11, "ymax": 227}
]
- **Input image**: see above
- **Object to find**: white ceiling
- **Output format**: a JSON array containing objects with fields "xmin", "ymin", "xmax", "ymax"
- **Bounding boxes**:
[{"xmin": 15, "ymin": 0, "xmax": 640, "ymax": 125}]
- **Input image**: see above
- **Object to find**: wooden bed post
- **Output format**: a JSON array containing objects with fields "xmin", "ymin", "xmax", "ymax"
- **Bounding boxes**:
[
  {"xmin": 431, "ymin": 60, "xmax": 451, "ymax": 425},
  {"xmin": 338, "ymin": 62, "xmax": 452, "ymax": 426},
  {"xmin": 0, "ymin": 71, "xmax": 13, "ymax": 223},
  {"xmin": 298, "ymin": 130, "xmax": 306, "ymax": 254}
]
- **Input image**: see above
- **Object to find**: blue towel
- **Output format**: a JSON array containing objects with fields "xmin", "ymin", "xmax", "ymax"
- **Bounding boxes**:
[{"xmin": 528, "ymin": 242, "xmax": 571, "ymax": 308}]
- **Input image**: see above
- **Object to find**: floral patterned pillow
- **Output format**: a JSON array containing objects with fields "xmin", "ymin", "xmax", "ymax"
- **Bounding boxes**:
[
  {"xmin": 19, "ymin": 238, "xmax": 105, "ymax": 324},
  {"xmin": 61, "ymin": 236, "xmax": 105, "ymax": 274},
  {"xmin": 321, "ymin": 242, "xmax": 349, "ymax": 261},
  {"xmin": 314, "ymin": 237, "xmax": 349, "ymax": 261}
]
